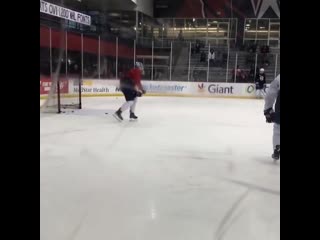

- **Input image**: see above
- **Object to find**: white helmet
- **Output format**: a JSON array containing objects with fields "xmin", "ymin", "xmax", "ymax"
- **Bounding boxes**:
[
  {"xmin": 135, "ymin": 61, "xmax": 144, "ymax": 74},
  {"xmin": 259, "ymin": 68, "xmax": 265, "ymax": 73},
  {"xmin": 135, "ymin": 62, "xmax": 144, "ymax": 70}
]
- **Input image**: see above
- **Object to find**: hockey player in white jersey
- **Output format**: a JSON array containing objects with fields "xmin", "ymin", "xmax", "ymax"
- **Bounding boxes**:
[{"xmin": 264, "ymin": 74, "xmax": 280, "ymax": 160}]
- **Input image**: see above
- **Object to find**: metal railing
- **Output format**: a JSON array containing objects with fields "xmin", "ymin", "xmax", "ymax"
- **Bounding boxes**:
[
  {"xmin": 40, "ymin": 26, "xmax": 280, "ymax": 83},
  {"xmin": 243, "ymin": 18, "xmax": 280, "ymax": 48}
]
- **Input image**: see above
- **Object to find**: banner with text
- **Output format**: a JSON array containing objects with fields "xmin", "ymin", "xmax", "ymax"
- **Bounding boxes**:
[
  {"xmin": 40, "ymin": 77, "xmax": 69, "ymax": 95},
  {"xmin": 40, "ymin": 0, "xmax": 91, "ymax": 26},
  {"xmin": 65, "ymin": 80, "xmax": 258, "ymax": 98}
]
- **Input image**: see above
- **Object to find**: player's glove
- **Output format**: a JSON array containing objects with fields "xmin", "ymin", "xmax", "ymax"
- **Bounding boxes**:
[
  {"xmin": 142, "ymin": 89, "xmax": 146, "ymax": 94},
  {"xmin": 136, "ymin": 91, "xmax": 143, "ymax": 97},
  {"xmin": 263, "ymin": 84, "xmax": 267, "ymax": 91},
  {"xmin": 264, "ymin": 108, "xmax": 274, "ymax": 123}
]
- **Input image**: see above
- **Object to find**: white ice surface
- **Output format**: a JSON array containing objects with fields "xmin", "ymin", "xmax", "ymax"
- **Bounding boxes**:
[{"xmin": 40, "ymin": 96, "xmax": 280, "ymax": 240}]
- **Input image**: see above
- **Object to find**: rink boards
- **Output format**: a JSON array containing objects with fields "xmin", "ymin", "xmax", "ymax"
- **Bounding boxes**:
[{"xmin": 40, "ymin": 79, "xmax": 268, "ymax": 99}]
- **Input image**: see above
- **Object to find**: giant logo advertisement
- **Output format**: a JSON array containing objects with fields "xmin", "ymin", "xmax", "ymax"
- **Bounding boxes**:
[
  {"xmin": 208, "ymin": 84, "xmax": 234, "ymax": 94},
  {"xmin": 196, "ymin": 82, "xmax": 253, "ymax": 97}
]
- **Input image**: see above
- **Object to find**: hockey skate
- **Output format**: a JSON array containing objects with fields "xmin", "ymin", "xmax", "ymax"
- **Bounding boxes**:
[
  {"xmin": 129, "ymin": 111, "xmax": 138, "ymax": 121},
  {"xmin": 113, "ymin": 109, "xmax": 123, "ymax": 121},
  {"xmin": 272, "ymin": 145, "xmax": 280, "ymax": 161}
]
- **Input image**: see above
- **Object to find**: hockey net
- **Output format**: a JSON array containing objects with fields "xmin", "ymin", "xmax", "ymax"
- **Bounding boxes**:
[
  {"xmin": 40, "ymin": 15, "xmax": 82, "ymax": 113},
  {"xmin": 40, "ymin": 69, "xmax": 82, "ymax": 113}
]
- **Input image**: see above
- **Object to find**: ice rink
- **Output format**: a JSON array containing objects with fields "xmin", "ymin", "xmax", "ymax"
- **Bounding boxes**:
[{"xmin": 40, "ymin": 96, "xmax": 280, "ymax": 240}]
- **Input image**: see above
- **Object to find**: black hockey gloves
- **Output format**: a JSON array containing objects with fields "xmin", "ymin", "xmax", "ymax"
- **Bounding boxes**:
[
  {"xmin": 137, "ymin": 89, "xmax": 146, "ymax": 97},
  {"xmin": 264, "ymin": 108, "xmax": 275, "ymax": 123}
]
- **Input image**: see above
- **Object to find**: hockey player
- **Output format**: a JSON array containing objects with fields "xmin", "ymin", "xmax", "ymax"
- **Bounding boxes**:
[
  {"xmin": 255, "ymin": 68, "xmax": 266, "ymax": 98},
  {"xmin": 113, "ymin": 62, "xmax": 146, "ymax": 121},
  {"xmin": 264, "ymin": 74, "xmax": 280, "ymax": 160}
]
